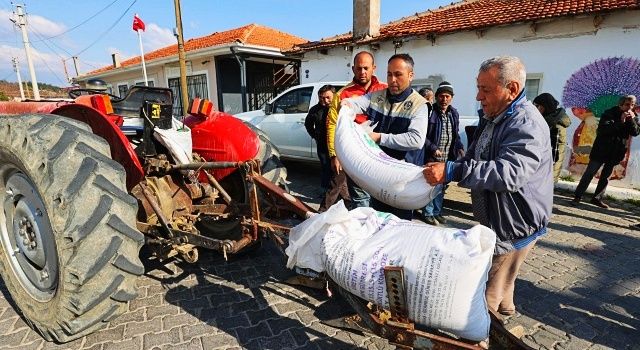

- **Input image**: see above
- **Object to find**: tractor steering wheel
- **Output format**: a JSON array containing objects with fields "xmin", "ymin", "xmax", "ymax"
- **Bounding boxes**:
[{"xmin": 68, "ymin": 88, "xmax": 122, "ymax": 101}]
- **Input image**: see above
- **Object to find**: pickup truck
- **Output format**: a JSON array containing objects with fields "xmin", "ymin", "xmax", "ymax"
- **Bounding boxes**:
[{"xmin": 235, "ymin": 82, "xmax": 479, "ymax": 162}]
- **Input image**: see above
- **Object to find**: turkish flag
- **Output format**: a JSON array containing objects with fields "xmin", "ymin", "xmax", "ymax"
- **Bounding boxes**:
[{"xmin": 132, "ymin": 14, "xmax": 145, "ymax": 32}]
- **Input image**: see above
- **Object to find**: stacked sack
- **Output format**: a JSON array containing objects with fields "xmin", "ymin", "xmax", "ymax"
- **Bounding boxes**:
[{"xmin": 286, "ymin": 201, "xmax": 496, "ymax": 341}]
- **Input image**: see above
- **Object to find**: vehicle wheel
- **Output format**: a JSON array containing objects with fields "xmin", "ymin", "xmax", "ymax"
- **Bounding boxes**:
[
  {"xmin": 0, "ymin": 114, "xmax": 144, "ymax": 342},
  {"xmin": 243, "ymin": 122, "xmax": 289, "ymax": 191}
]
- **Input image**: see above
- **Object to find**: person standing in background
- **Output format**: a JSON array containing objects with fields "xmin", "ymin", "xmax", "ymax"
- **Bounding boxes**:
[
  {"xmin": 326, "ymin": 51, "xmax": 387, "ymax": 209},
  {"xmin": 411, "ymin": 82, "xmax": 464, "ymax": 225},
  {"xmin": 533, "ymin": 93, "xmax": 571, "ymax": 182},
  {"xmin": 418, "ymin": 87, "xmax": 434, "ymax": 116},
  {"xmin": 305, "ymin": 85, "xmax": 335, "ymax": 191},
  {"xmin": 571, "ymin": 95, "xmax": 639, "ymax": 208}
]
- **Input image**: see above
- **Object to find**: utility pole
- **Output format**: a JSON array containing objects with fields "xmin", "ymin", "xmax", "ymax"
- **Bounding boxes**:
[
  {"xmin": 13, "ymin": 5, "xmax": 40, "ymax": 100},
  {"xmin": 62, "ymin": 58, "xmax": 70, "ymax": 84},
  {"xmin": 173, "ymin": 0, "xmax": 189, "ymax": 116},
  {"xmin": 12, "ymin": 57, "xmax": 25, "ymax": 100},
  {"xmin": 72, "ymin": 56, "xmax": 80, "ymax": 77}
]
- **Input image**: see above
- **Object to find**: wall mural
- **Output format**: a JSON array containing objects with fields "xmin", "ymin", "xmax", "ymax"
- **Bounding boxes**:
[{"xmin": 562, "ymin": 56, "xmax": 640, "ymax": 180}]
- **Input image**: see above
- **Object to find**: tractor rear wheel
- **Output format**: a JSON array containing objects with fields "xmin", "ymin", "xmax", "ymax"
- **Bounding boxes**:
[{"xmin": 0, "ymin": 114, "xmax": 144, "ymax": 342}]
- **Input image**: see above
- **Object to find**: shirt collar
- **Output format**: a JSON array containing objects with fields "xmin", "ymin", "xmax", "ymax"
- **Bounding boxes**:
[{"xmin": 387, "ymin": 87, "xmax": 413, "ymax": 104}]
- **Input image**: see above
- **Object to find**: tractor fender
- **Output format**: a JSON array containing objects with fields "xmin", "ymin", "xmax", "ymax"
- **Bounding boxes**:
[
  {"xmin": 185, "ymin": 112, "xmax": 261, "ymax": 180},
  {"xmin": 50, "ymin": 104, "xmax": 144, "ymax": 190}
]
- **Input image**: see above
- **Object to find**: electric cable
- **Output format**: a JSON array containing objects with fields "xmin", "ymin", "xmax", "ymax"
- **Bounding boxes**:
[
  {"xmin": 72, "ymin": 0, "xmax": 137, "ymax": 57},
  {"xmin": 31, "ymin": 0, "xmax": 120, "ymax": 42},
  {"xmin": 30, "ymin": 42, "xmax": 68, "ymax": 85}
]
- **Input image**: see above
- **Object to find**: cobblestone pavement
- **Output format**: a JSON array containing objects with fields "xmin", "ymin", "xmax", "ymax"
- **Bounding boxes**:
[{"xmin": 1, "ymin": 160, "xmax": 639, "ymax": 350}]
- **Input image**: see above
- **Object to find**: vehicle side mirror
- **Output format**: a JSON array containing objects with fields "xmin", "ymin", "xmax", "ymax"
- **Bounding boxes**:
[{"xmin": 264, "ymin": 102, "xmax": 273, "ymax": 115}]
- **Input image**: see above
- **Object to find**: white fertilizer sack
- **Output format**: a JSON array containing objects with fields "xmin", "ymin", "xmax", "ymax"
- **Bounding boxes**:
[
  {"xmin": 286, "ymin": 201, "xmax": 495, "ymax": 341},
  {"xmin": 334, "ymin": 106, "xmax": 440, "ymax": 210}
]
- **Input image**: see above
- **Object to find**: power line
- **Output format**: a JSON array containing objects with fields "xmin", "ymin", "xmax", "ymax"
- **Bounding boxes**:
[
  {"xmin": 73, "ymin": 0, "xmax": 137, "ymax": 57},
  {"xmin": 74, "ymin": 57, "xmax": 100, "ymax": 70},
  {"xmin": 28, "ymin": 28, "xmax": 69, "ymax": 61},
  {"xmin": 30, "ymin": 45, "xmax": 67, "ymax": 86},
  {"xmin": 31, "ymin": 0, "xmax": 121, "ymax": 42}
]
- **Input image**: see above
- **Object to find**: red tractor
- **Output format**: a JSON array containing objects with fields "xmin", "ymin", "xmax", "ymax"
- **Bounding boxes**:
[{"xmin": 0, "ymin": 86, "xmax": 311, "ymax": 342}]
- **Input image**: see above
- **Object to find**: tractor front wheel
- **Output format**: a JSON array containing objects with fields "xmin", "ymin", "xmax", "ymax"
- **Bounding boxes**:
[{"xmin": 0, "ymin": 115, "xmax": 144, "ymax": 342}]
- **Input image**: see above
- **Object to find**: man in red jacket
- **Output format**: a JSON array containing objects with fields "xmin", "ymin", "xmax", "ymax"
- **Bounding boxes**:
[{"xmin": 322, "ymin": 51, "xmax": 386, "ymax": 210}]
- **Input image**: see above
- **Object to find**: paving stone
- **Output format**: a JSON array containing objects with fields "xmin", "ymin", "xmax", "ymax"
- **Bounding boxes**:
[
  {"xmin": 267, "ymin": 315, "xmax": 302, "ymax": 336},
  {"xmin": 294, "ymin": 310, "xmax": 317, "ymax": 327},
  {"xmin": 181, "ymin": 322, "xmax": 220, "ymax": 341},
  {"xmin": 146, "ymin": 304, "xmax": 180, "ymax": 321},
  {"xmin": 162, "ymin": 312, "xmax": 200, "ymax": 331},
  {"xmin": 201, "ymin": 332, "xmax": 241, "ymax": 349},
  {"xmin": 84, "ymin": 324, "xmax": 125, "ymax": 348},
  {"xmin": 144, "ymin": 283, "xmax": 170, "ymax": 297},
  {"xmin": 571, "ymin": 321, "xmax": 598, "ymax": 340},
  {"xmin": 128, "ymin": 294, "xmax": 163, "ymax": 312},
  {"xmin": 177, "ymin": 296, "xmax": 212, "ymax": 311},
  {"xmin": 123, "ymin": 318, "xmax": 162, "ymax": 338},
  {"xmin": 212, "ymin": 313, "xmax": 250, "ymax": 330},
  {"xmin": 246, "ymin": 306, "xmax": 278, "ymax": 325},
  {"xmin": 102, "ymin": 336, "xmax": 142, "ymax": 350},
  {"xmin": 142, "ymin": 327, "xmax": 180, "ymax": 348},
  {"xmin": 234, "ymin": 320, "xmax": 273, "ymax": 344},
  {"xmin": 108, "ymin": 308, "xmax": 145, "ymax": 327},
  {"xmin": 164, "ymin": 286, "xmax": 194, "ymax": 303},
  {"xmin": 288, "ymin": 327, "xmax": 316, "ymax": 346},
  {"xmin": 255, "ymin": 331, "xmax": 298, "ymax": 349},
  {"xmin": 7, "ymin": 339, "xmax": 41, "ymax": 350},
  {"xmin": 555, "ymin": 335, "xmax": 593, "ymax": 350},
  {"xmin": 530, "ymin": 327, "xmax": 568, "ymax": 349},
  {"xmin": 274, "ymin": 301, "xmax": 307, "ymax": 315},
  {"xmin": 157, "ymin": 337, "xmax": 202, "ymax": 350}
]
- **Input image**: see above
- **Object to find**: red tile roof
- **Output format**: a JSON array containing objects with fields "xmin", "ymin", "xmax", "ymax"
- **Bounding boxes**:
[
  {"xmin": 85, "ymin": 24, "xmax": 306, "ymax": 75},
  {"xmin": 292, "ymin": 0, "xmax": 640, "ymax": 52}
]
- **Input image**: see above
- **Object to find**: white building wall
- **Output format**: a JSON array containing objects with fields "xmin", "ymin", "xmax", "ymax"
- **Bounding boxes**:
[{"xmin": 300, "ymin": 11, "xmax": 640, "ymax": 188}]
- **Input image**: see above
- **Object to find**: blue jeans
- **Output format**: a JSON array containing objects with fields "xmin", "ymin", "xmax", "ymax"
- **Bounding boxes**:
[
  {"xmin": 346, "ymin": 175, "xmax": 370, "ymax": 209},
  {"xmin": 423, "ymin": 186, "xmax": 445, "ymax": 216}
]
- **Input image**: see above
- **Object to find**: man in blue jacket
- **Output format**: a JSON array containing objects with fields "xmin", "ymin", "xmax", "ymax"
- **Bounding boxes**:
[{"xmin": 424, "ymin": 56, "xmax": 553, "ymax": 316}]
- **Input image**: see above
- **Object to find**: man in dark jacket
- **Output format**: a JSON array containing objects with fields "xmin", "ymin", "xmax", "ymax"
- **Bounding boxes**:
[
  {"xmin": 571, "ymin": 95, "xmax": 639, "ymax": 208},
  {"xmin": 414, "ymin": 81, "xmax": 464, "ymax": 225},
  {"xmin": 424, "ymin": 56, "xmax": 553, "ymax": 316},
  {"xmin": 533, "ymin": 93, "xmax": 571, "ymax": 182},
  {"xmin": 305, "ymin": 85, "xmax": 335, "ymax": 190}
]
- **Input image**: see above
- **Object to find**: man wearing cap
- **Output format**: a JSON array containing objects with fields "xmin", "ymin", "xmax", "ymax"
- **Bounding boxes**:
[{"xmin": 416, "ymin": 81, "xmax": 465, "ymax": 225}]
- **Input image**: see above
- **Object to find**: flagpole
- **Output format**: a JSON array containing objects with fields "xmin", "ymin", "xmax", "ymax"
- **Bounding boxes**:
[{"xmin": 137, "ymin": 29, "xmax": 148, "ymax": 86}]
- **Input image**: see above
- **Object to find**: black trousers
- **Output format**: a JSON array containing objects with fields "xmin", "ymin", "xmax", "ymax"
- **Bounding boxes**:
[{"xmin": 574, "ymin": 159, "xmax": 617, "ymax": 200}]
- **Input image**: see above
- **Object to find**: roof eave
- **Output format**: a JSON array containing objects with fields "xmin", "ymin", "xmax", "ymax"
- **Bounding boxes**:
[{"xmin": 78, "ymin": 42, "xmax": 291, "ymax": 80}]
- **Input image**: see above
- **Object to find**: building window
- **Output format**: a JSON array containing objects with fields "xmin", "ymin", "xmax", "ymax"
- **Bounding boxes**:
[
  {"xmin": 118, "ymin": 84, "xmax": 129, "ymax": 98},
  {"xmin": 135, "ymin": 81, "xmax": 155, "ymax": 87},
  {"xmin": 525, "ymin": 74, "xmax": 543, "ymax": 99},
  {"xmin": 168, "ymin": 74, "xmax": 208, "ymax": 116}
]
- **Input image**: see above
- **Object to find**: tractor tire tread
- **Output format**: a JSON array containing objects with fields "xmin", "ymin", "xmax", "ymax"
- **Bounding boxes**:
[{"xmin": 0, "ymin": 114, "xmax": 143, "ymax": 343}]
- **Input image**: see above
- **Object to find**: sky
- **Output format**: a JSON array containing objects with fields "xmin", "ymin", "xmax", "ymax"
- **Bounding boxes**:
[{"xmin": 0, "ymin": 0, "xmax": 456, "ymax": 86}]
